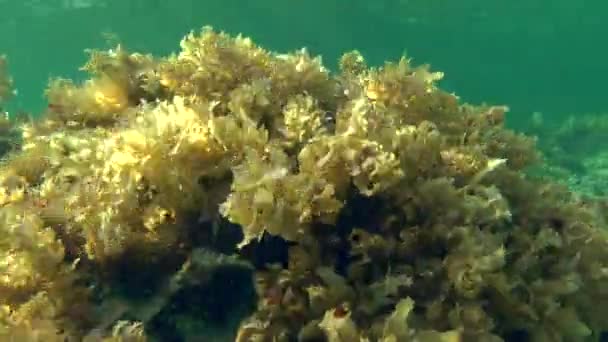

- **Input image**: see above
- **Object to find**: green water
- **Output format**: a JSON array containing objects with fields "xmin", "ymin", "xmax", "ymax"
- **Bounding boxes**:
[{"xmin": 2, "ymin": 0, "xmax": 607, "ymax": 125}]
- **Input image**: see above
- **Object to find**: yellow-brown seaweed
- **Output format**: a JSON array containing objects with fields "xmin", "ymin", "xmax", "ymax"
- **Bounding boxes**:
[{"xmin": 0, "ymin": 27, "xmax": 607, "ymax": 341}]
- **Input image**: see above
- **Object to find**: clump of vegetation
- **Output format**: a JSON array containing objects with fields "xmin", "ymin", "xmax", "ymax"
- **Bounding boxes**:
[
  {"xmin": 0, "ymin": 55, "xmax": 13, "ymax": 104},
  {"xmin": 0, "ymin": 27, "xmax": 607, "ymax": 341},
  {"xmin": 0, "ymin": 56, "xmax": 20, "ymax": 157},
  {"xmin": 524, "ymin": 112, "xmax": 608, "ymax": 198}
]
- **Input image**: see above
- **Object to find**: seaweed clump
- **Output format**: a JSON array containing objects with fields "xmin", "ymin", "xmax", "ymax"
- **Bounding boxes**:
[
  {"xmin": 523, "ymin": 112, "xmax": 608, "ymax": 198},
  {"xmin": 0, "ymin": 27, "xmax": 607, "ymax": 341},
  {"xmin": 0, "ymin": 56, "xmax": 19, "ymax": 158},
  {"xmin": 0, "ymin": 55, "xmax": 13, "ymax": 104}
]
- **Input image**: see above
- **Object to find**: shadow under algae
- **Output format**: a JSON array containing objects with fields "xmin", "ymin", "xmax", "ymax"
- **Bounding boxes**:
[{"xmin": 0, "ymin": 27, "xmax": 608, "ymax": 341}]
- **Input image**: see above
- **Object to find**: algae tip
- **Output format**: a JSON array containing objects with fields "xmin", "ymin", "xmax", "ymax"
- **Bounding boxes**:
[{"xmin": 468, "ymin": 158, "xmax": 507, "ymax": 187}]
